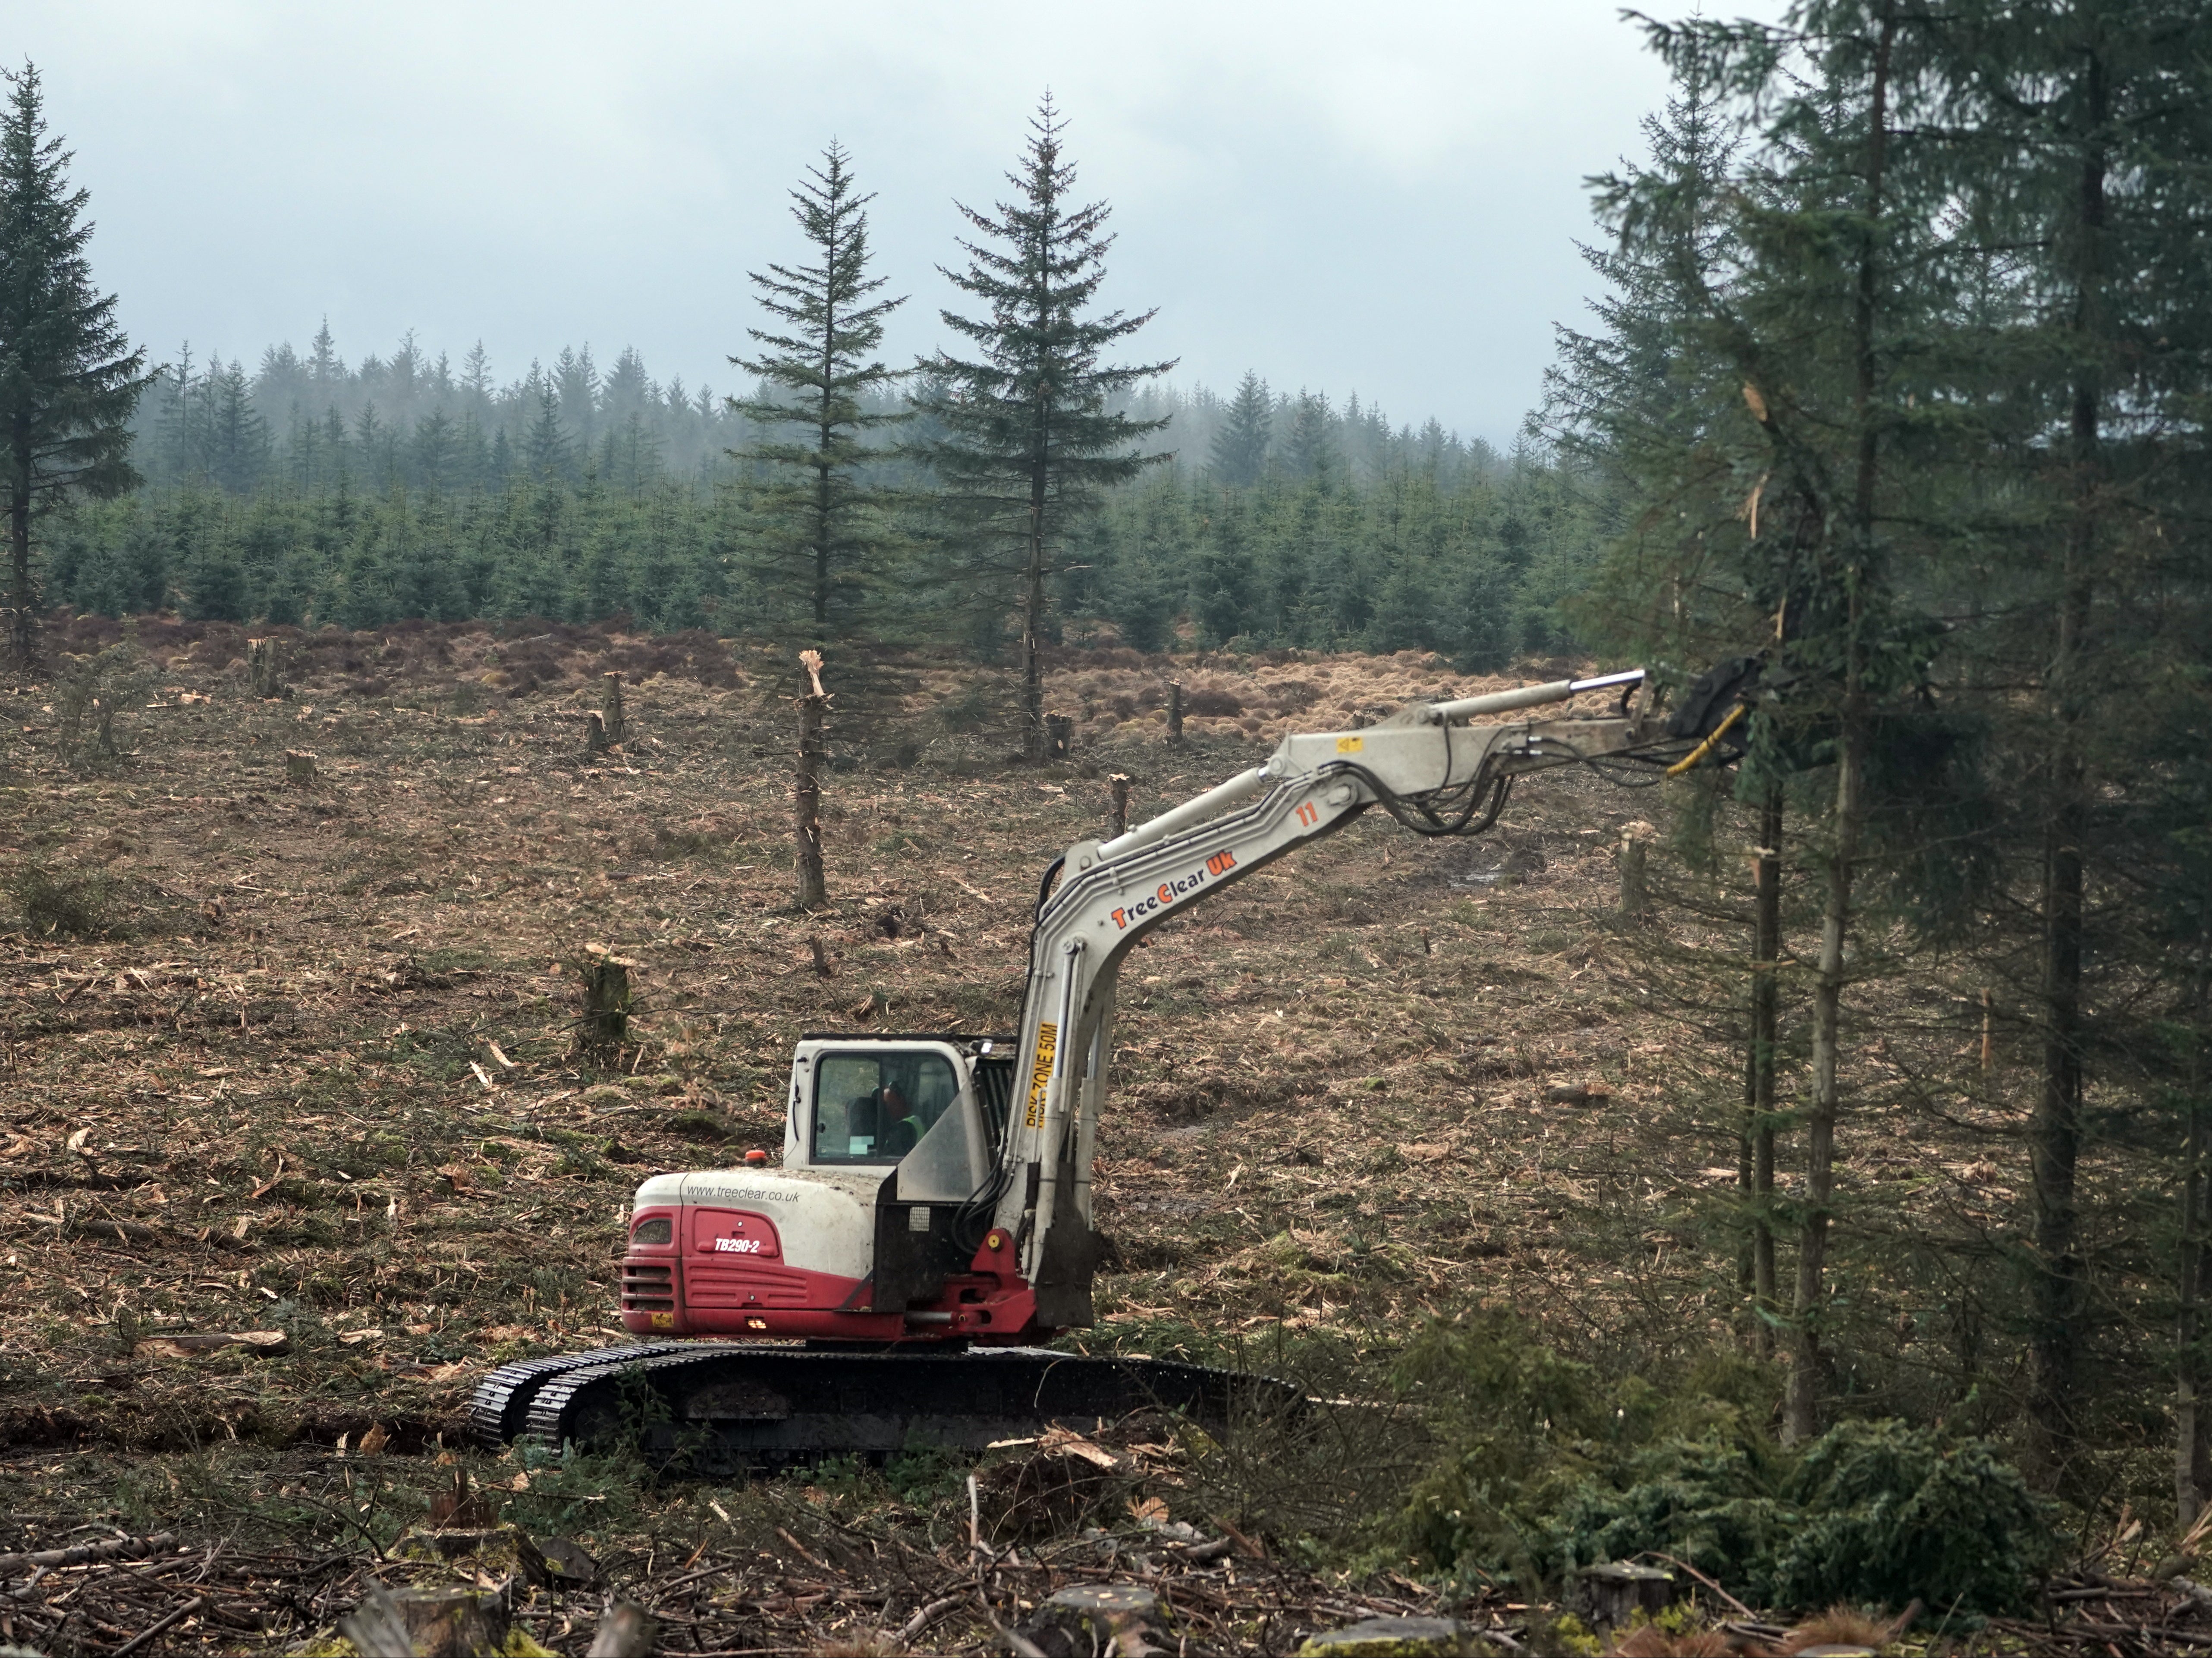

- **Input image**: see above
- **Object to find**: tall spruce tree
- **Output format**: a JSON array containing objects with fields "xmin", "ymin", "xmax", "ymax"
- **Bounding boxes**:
[
  {"xmin": 0, "ymin": 61, "xmax": 148, "ymax": 659},
  {"xmin": 1920, "ymin": 0, "xmax": 2212, "ymax": 1494},
  {"xmin": 1209, "ymin": 370, "xmax": 1272, "ymax": 485},
  {"xmin": 921, "ymin": 95, "xmax": 1173, "ymax": 759},
  {"xmin": 1566, "ymin": 0, "xmax": 1970, "ymax": 1441},
  {"xmin": 729, "ymin": 141, "xmax": 908, "ymax": 633}
]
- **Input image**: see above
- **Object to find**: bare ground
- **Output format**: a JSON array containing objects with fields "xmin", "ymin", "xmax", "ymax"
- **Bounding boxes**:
[{"xmin": 0, "ymin": 615, "xmax": 2020, "ymax": 1652}]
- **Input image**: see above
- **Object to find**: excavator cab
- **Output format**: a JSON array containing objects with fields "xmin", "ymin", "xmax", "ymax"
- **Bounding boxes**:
[
  {"xmin": 804, "ymin": 1047, "xmax": 966, "ymax": 1166},
  {"xmin": 790, "ymin": 1038, "xmax": 996, "ymax": 1197}
]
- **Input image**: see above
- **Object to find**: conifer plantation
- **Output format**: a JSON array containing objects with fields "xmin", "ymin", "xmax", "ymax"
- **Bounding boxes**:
[{"xmin": 1, "ymin": 2, "xmax": 2211, "ymax": 1647}]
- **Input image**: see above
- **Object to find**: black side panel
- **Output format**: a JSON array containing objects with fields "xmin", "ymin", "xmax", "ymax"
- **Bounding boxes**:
[
  {"xmin": 973, "ymin": 1056, "xmax": 1015, "ymax": 1154},
  {"xmin": 873, "ymin": 1171, "xmax": 969, "ymax": 1309}
]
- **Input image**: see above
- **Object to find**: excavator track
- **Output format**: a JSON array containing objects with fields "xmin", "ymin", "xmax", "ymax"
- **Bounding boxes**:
[
  {"xmin": 469, "ymin": 1343, "xmax": 694, "ymax": 1451},
  {"xmin": 487, "ymin": 1343, "xmax": 1296, "ymax": 1473}
]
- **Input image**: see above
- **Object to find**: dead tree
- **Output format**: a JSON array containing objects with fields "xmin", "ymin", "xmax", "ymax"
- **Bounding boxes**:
[
  {"xmin": 1108, "ymin": 773, "xmax": 1131, "ymax": 838},
  {"xmin": 585, "ymin": 710, "xmax": 613, "ymax": 757},
  {"xmin": 1618, "ymin": 834, "xmax": 1649, "ymax": 922},
  {"xmin": 1166, "ymin": 681, "xmax": 1185, "ymax": 746},
  {"xmin": 601, "ymin": 671, "xmax": 626, "ymax": 745},
  {"xmin": 795, "ymin": 650, "xmax": 829, "ymax": 909},
  {"xmin": 1044, "ymin": 713, "xmax": 1073, "ymax": 761},
  {"xmin": 246, "ymin": 637, "xmax": 284, "ymax": 700},
  {"xmin": 575, "ymin": 945, "xmax": 635, "ymax": 1067}
]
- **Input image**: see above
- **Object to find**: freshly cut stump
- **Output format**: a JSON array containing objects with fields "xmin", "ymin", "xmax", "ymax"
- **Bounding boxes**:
[
  {"xmin": 1020, "ymin": 1584, "xmax": 1169, "ymax": 1658},
  {"xmin": 1298, "ymin": 1616, "xmax": 1483, "ymax": 1656}
]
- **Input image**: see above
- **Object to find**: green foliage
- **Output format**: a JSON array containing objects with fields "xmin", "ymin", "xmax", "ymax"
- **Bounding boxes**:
[
  {"xmin": 727, "ymin": 141, "xmax": 909, "ymax": 633},
  {"xmin": 11, "ymin": 864, "xmax": 116, "ymax": 937},
  {"xmin": 1771, "ymin": 1419, "xmax": 2052, "ymax": 1617},
  {"xmin": 52, "ymin": 633, "xmax": 151, "ymax": 766},
  {"xmin": 1397, "ymin": 1311, "xmax": 2053, "ymax": 1617},
  {"xmin": 918, "ymin": 94, "xmax": 1173, "ymax": 751},
  {"xmin": 0, "ymin": 61, "xmax": 154, "ymax": 654}
]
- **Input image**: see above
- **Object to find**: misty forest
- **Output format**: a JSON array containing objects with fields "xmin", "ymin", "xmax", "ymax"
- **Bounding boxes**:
[{"xmin": 1, "ymin": 1, "xmax": 2211, "ymax": 1652}]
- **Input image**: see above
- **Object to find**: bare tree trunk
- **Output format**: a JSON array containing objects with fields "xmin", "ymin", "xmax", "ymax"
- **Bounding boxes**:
[
  {"xmin": 247, "ymin": 637, "xmax": 284, "ymax": 699},
  {"xmin": 1108, "ymin": 773, "xmax": 1131, "ymax": 838},
  {"xmin": 1787, "ymin": 737, "xmax": 1860, "ymax": 1443},
  {"xmin": 1618, "ymin": 835, "xmax": 1649, "ymax": 923},
  {"xmin": 1021, "ymin": 488, "xmax": 1047, "ymax": 763},
  {"xmin": 1785, "ymin": 1, "xmax": 1890, "ymax": 1447},
  {"xmin": 2027, "ymin": 94, "xmax": 2107, "ymax": 1495},
  {"xmin": 600, "ymin": 671, "xmax": 625, "ymax": 745},
  {"xmin": 7, "ymin": 434, "xmax": 33, "ymax": 666},
  {"xmin": 795, "ymin": 650, "xmax": 829, "ymax": 909},
  {"xmin": 1166, "ymin": 680, "xmax": 1185, "ymax": 747},
  {"xmin": 2181, "ymin": 1086, "xmax": 2208, "ymax": 1527},
  {"xmin": 576, "ymin": 950, "xmax": 633, "ymax": 1068},
  {"xmin": 1750, "ymin": 785, "xmax": 1783, "ymax": 1353}
]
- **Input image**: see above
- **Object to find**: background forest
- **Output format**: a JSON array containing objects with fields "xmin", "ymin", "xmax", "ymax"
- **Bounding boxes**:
[{"xmin": 44, "ymin": 337, "xmax": 1593, "ymax": 670}]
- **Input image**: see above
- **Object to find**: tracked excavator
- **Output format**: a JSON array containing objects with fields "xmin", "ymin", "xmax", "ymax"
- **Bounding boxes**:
[{"xmin": 474, "ymin": 667, "xmax": 1734, "ymax": 1469}]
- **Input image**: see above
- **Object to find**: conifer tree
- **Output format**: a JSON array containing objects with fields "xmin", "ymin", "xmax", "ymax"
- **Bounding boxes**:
[
  {"xmin": 0, "ymin": 61, "xmax": 148, "ymax": 659},
  {"xmin": 1282, "ymin": 391, "xmax": 1336, "ymax": 483},
  {"xmin": 729, "ymin": 141, "xmax": 908, "ymax": 633},
  {"xmin": 1209, "ymin": 370, "xmax": 1272, "ymax": 485},
  {"xmin": 522, "ymin": 387, "xmax": 570, "ymax": 481},
  {"xmin": 921, "ymin": 95, "xmax": 1173, "ymax": 759},
  {"xmin": 1920, "ymin": 0, "xmax": 2212, "ymax": 1492}
]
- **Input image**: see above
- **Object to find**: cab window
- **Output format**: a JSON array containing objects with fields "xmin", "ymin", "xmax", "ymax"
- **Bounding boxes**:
[{"xmin": 812, "ymin": 1052, "xmax": 960, "ymax": 1165}]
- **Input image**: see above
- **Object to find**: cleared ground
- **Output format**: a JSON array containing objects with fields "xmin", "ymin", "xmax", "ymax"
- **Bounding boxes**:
[{"xmin": 0, "ymin": 617, "xmax": 1825, "ymax": 1652}]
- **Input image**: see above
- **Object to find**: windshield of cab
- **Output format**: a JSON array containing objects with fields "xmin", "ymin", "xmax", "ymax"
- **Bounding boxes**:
[{"xmin": 811, "ymin": 1051, "xmax": 960, "ymax": 1165}]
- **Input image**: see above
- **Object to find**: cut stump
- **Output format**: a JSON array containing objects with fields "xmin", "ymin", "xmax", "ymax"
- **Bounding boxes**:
[
  {"xmin": 1574, "ymin": 1560, "xmax": 1675, "ymax": 1628},
  {"xmin": 1019, "ymin": 1584, "xmax": 1169, "ymax": 1658},
  {"xmin": 1298, "ymin": 1616, "xmax": 1483, "ymax": 1656}
]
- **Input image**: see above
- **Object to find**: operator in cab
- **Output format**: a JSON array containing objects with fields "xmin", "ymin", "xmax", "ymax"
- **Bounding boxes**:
[{"xmin": 851, "ymin": 1081, "xmax": 927, "ymax": 1156}]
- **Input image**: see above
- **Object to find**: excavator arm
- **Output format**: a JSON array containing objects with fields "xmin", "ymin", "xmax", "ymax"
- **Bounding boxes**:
[{"xmin": 982, "ymin": 668, "xmax": 1677, "ymax": 1322}]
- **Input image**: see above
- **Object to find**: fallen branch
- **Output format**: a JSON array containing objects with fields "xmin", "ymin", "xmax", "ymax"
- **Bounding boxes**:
[
  {"xmin": 111, "ymin": 1593, "xmax": 208, "ymax": 1658},
  {"xmin": 0, "ymin": 1532, "xmax": 176, "ymax": 1576}
]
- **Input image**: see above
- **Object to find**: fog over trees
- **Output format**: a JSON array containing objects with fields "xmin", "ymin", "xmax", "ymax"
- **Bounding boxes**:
[{"xmin": 52, "ymin": 298, "xmax": 1582, "ymax": 666}]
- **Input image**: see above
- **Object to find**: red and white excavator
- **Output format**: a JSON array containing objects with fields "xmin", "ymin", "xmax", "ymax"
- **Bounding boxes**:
[{"xmin": 474, "ymin": 667, "xmax": 1724, "ymax": 1466}]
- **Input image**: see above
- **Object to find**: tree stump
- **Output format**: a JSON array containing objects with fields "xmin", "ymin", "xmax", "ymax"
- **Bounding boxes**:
[
  {"xmin": 1018, "ymin": 1584, "xmax": 1169, "ymax": 1658},
  {"xmin": 586, "ymin": 1601, "xmax": 654, "ymax": 1658},
  {"xmin": 1043, "ymin": 712, "xmax": 1073, "ymax": 760},
  {"xmin": 1166, "ymin": 680, "xmax": 1185, "ymax": 745},
  {"xmin": 1573, "ymin": 1561, "xmax": 1675, "ymax": 1628},
  {"xmin": 600, "ymin": 670, "xmax": 626, "ymax": 745},
  {"xmin": 585, "ymin": 709, "xmax": 613, "ymax": 757},
  {"xmin": 1108, "ymin": 773, "xmax": 1131, "ymax": 838},
  {"xmin": 339, "ymin": 1582, "xmax": 512, "ymax": 1658},
  {"xmin": 576, "ymin": 948, "xmax": 634, "ymax": 1067},
  {"xmin": 1298, "ymin": 1616, "xmax": 1482, "ymax": 1656},
  {"xmin": 284, "ymin": 749, "xmax": 316, "ymax": 786},
  {"xmin": 795, "ymin": 651, "xmax": 828, "ymax": 909},
  {"xmin": 1618, "ymin": 834, "xmax": 1649, "ymax": 921},
  {"xmin": 247, "ymin": 637, "xmax": 284, "ymax": 700}
]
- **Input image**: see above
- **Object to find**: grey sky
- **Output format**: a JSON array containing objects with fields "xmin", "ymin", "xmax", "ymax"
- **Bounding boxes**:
[{"xmin": 15, "ymin": 2, "xmax": 1721, "ymax": 449}]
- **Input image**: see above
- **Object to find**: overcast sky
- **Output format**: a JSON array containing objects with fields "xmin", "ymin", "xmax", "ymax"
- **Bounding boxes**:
[{"xmin": 13, "ymin": 2, "xmax": 1734, "ymax": 449}]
